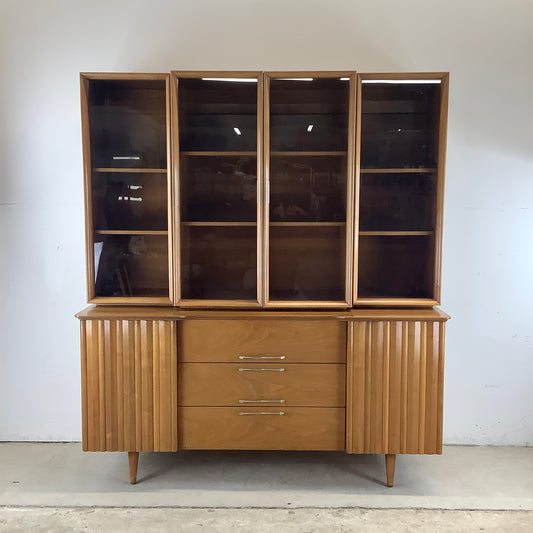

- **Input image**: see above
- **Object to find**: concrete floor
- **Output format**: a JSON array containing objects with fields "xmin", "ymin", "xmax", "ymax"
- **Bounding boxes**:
[
  {"xmin": 1, "ymin": 508, "xmax": 533, "ymax": 532},
  {"xmin": 1, "ymin": 443, "xmax": 532, "ymax": 531}
]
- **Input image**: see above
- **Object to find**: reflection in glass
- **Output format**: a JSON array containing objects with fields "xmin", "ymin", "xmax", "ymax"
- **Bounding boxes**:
[
  {"xmin": 181, "ymin": 226, "xmax": 256, "ymax": 300},
  {"xmin": 359, "ymin": 172, "xmax": 435, "ymax": 231},
  {"xmin": 178, "ymin": 77, "xmax": 258, "ymax": 302},
  {"xmin": 270, "ymin": 156, "xmax": 346, "ymax": 222},
  {"xmin": 180, "ymin": 156, "xmax": 256, "ymax": 222},
  {"xmin": 89, "ymin": 80, "xmax": 167, "ymax": 169},
  {"xmin": 92, "ymin": 172, "xmax": 167, "ymax": 231},
  {"xmin": 358, "ymin": 235, "xmax": 434, "ymax": 299},
  {"xmin": 268, "ymin": 77, "xmax": 349, "ymax": 302},
  {"xmin": 270, "ymin": 226, "xmax": 345, "ymax": 301},
  {"xmin": 94, "ymin": 235, "xmax": 169, "ymax": 297},
  {"xmin": 360, "ymin": 83, "xmax": 440, "ymax": 169},
  {"xmin": 270, "ymin": 78, "xmax": 349, "ymax": 151},
  {"xmin": 178, "ymin": 79, "xmax": 257, "ymax": 151}
]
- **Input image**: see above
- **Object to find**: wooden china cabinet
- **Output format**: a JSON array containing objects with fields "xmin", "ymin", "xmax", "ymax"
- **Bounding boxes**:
[{"xmin": 77, "ymin": 71, "xmax": 449, "ymax": 487}]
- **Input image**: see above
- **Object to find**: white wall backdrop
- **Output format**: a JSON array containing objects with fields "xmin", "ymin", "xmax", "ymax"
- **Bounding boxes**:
[{"xmin": 1, "ymin": 0, "xmax": 532, "ymax": 444}]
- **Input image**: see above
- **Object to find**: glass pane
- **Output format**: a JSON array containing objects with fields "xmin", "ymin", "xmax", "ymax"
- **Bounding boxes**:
[
  {"xmin": 270, "ymin": 155, "xmax": 346, "ymax": 222},
  {"xmin": 269, "ymin": 226, "xmax": 345, "ymax": 301},
  {"xmin": 268, "ymin": 77, "xmax": 349, "ymax": 302},
  {"xmin": 359, "ymin": 172, "xmax": 435, "ymax": 231},
  {"xmin": 178, "ymin": 77, "xmax": 258, "ymax": 302},
  {"xmin": 181, "ymin": 226, "xmax": 256, "ymax": 300},
  {"xmin": 180, "ymin": 155, "xmax": 256, "ymax": 222},
  {"xmin": 94, "ymin": 234, "xmax": 169, "ymax": 297},
  {"xmin": 360, "ymin": 83, "xmax": 440, "ymax": 169},
  {"xmin": 92, "ymin": 171, "xmax": 167, "ymax": 231},
  {"xmin": 88, "ymin": 80, "xmax": 167, "ymax": 169},
  {"xmin": 358, "ymin": 235, "xmax": 434, "ymax": 299},
  {"xmin": 270, "ymin": 78, "xmax": 349, "ymax": 151},
  {"xmin": 179, "ymin": 79, "xmax": 257, "ymax": 151}
]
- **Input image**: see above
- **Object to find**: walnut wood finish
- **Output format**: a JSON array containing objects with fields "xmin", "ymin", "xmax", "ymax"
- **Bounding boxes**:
[
  {"xmin": 128, "ymin": 452, "xmax": 139, "ymax": 484},
  {"xmin": 80, "ymin": 73, "xmax": 173, "ymax": 306},
  {"xmin": 347, "ymin": 319, "xmax": 446, "ymax": 455},
  {"xmin": 385, "ymin": 454, "xmax": 396, "ymax": 487},
  {"xmin": 353, "ymin": 72, "xmax": 449, "ymax": 307},
  {"xmin": 178, "ymin": 363, "xmax": 345, "ymax": 407},
  {"xmin": 80, "ymin": 319, "xmax": 178, "ymax": 452},
  {"xmin": 179, "ymin": 407, "xmax": 345, "ymax": 450},
  {"xmin": 76, "ymin": 305, "xmax": 449, "ymax": 322},
  {"xmin": 178, "ymin": 319, "xmax": 346, "ymax": 363}
]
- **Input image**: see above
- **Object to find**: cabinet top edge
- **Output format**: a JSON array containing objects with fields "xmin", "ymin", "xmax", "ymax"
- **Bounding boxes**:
[
  {"xmin": 80, "ymin": 72, "xmax": 169, "ymax": 80},
  {"xmin": 75, "ymin": 306, "xmax": 450, "ymax": 322},
  {"xmin": 358, "ymin": 72, "xmax": 449, "ymax": 80}
]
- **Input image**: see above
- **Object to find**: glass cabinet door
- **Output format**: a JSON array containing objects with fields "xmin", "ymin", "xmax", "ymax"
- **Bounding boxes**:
[
  {"xmin": 174, "ymin": 73, "xmax": 261, "ymax": 306},
  {"xmin": 265, "ymin": 73, "xmax": 355, "ymax": 306},
  {"xmin": 81, "ymin": 74, "xmax": 172, "ymax": 304},
  {"xmin": 355, "ymin": 74, "xmax": 448, "ymax": 304}
]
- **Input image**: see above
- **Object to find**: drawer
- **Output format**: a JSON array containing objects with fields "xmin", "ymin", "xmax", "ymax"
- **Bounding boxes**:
[
  {"xmin": 179, "ymin": 320, "xmax": 346, "ymax": 363},
  {"xmin": 178, "ymin": 363, "xmax": 345, "ymax": 407},
  {"xmin": 179, "ymin": 407, "xmax": 345, "ymax": 450}
]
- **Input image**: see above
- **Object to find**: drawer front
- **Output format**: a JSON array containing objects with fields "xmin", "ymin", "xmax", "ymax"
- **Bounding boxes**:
[
  {"xmin": 179, "ymin": 407, "xmax": 345, "ymax": 450},
  {"xmin": 179, "ymin": 320, "xmax": 346, "ymax": 363},
  {"xmin": 178, "ymin": 363, "xmax": 345, "ymax": 407}
]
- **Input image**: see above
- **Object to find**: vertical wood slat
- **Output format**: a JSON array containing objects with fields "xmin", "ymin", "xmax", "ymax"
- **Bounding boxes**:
[
  {"xmin": 436, "ymin": 323, "xmax": 446, "ymax": 453},
  {"xmin": 388, "ymin": 322, "xmax": 402, "ymax": 452},
  {"xmin": 116, "ymin": 322, "xmax": 124, "ymax": 451},
  {"xmin": 80, "ymin": 322, "xmax": 89, "ymax": 451},
  {"xmin": 80, "ymin": 319, "xmax": 178, "ymax": 452},
  {"xmin": 97, "ymin": 321, "xmax": 106, "ymax": 451},
  {"xmin": 123, "ymin": 321, "xmax": 135, "ymax": 451},
  {"xmin": 141, "ymin": 321, "xmax": 154, "ymax": 450},
  {"xmin": 347, "ymin": 319, "xmax": 445, "ymax": 455}
]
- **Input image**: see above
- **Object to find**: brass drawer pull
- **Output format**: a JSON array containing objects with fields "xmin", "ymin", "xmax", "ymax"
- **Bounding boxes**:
[
  {"xmin": 239, "ymin": 399, "xmax": 285, "ymax": 404},
  {"xmin": 238, "ymin": 411, "xmax": 285, "ymax": 416},
  {"xmin": 238, "ymin": 368, "xmax": 285, "ymax": 372},
  {"xmin": 238, "ymin": 355, "xmax": 286, "ymax": 360}
]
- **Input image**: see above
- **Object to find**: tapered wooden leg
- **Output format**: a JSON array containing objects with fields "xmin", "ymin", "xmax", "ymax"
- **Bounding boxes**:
[
  {"xmin": 128, "ymin": 452, "xmax": 139, "ymax": 485},
  {"xmin": 385, "ymin": 454, "xmax": 396, "ymax": 487}
]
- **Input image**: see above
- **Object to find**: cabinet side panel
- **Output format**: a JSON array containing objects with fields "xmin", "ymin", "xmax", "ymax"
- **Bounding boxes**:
[
  {"xmin": 348, "ymin": 319, "xmax": 445, "ymax": 455},
  {"xmin": 80, "ymin": 318, "xmax": 178, "ymax": 452}
]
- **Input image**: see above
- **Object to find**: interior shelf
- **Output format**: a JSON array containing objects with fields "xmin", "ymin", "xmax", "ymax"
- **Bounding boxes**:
[
  {"xmin": 181, "ymin": 222, "xmax": 256, "ymax": 227},
  {"xmin": 180, "ymin": 151, "xmax": 256, "ymax": 157},
  {"xmin": 271, "ymin": 222, "xmax": 345, "ymax": 227},
  {"xmin": 95, "ymin": 230, "xmax": 168, "ymax": 235},
  {"xmin": 360, "ymin": 168, "xmax": 436, "ymax": 174},
  {"xmin": 271, "ymin": 151, "xmax": 347, "ymax": 156},
  {"xmin": 359, "ymin": 231, "xmax": 433, "ymax": 236},
  {"xmin": 93, "ymin": 168, "xmax": 167, "ymax": 173}
]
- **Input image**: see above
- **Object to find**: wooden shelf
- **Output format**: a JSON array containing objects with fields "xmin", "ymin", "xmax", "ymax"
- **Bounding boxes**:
[
  {"xmin": 270, "ymin": 222, "xmax": 345, "ymax": 227},
  {"xmin": 93, "ymin": 168, "xmax": 167, "ymax": 173},
  {"xmin": 181, "ymin": 222, "xmax": 257, "ymax": 227},
  {"xmin": 180, "ymin": 151, "xmax": 256, "ymax": 157},
  {"xmin": 271, "ymin": 151, "xmax": 347, "ymax": 156},
  {"xmin": 360, "ymin": 168, "xmax": 436, "ymax": 174},
  {"xmin": 359, "ymin": 231, "xmax": 433, "ymax": 236},
  {"xmin": 95, "ymin": 230, "xmax": 168, "ymax": 235}
]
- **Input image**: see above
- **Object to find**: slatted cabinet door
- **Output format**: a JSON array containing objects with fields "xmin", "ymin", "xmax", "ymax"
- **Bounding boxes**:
[
  {"xmin": 80, "ymin": 319, "xmax": 178, "ymax": 452},
  {"xmin": 346, "ymin": 318, "xmax": 446, "ymax": 455}
]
